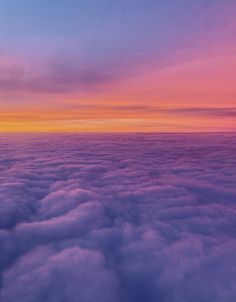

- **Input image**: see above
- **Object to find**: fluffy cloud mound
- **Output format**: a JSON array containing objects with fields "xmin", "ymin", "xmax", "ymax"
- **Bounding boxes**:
[{"xmin": 0, "ymin": 133, "xmax": 236, "ymax": 302}]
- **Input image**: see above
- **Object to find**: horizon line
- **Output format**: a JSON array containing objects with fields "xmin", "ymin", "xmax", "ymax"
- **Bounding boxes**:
[{"xmin": 0, "ymin": 131, "xmax": 235, "ymax": 135}]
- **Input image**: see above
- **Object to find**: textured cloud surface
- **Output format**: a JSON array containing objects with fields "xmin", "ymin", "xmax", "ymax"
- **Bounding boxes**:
[{"xmin": 0, "ymin": 133, "xmax": 236, "ymax": 302}]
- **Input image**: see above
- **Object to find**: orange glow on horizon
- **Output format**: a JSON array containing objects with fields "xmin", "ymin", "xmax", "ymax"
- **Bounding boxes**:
[{"xmin": 0, "ymin": 104, "xmax": 235, "ymax": 133}]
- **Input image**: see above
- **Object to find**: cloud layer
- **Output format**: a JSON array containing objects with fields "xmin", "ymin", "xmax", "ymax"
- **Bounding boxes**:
[{"xmin": 0, "ymin": 133, "xmax": 236, "ymax": 302}]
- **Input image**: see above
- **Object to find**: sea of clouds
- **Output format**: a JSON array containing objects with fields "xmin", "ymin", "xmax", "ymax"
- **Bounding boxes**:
[{"xmin": 0, "ymin": 133, "xmax": 236, "ymax": 302}]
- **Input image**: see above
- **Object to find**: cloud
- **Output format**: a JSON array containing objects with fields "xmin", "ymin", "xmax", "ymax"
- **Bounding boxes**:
[
  {"xmin": 107, "ymin": 106, "xmax": 236, "ymax": 119},
  {"xmin": 0, "ymin": 133, "xmax": 236, "ymax": 301},
  {"xmin": 0, "ymin": 55, "xmax": 119, "ymax": 95},
  {"xmin": 1, "ymin": 245, "xmax": 118, "ymax": 302},
  {"xmin": 56, "ymin": 105, "xmax": 236, "ymax": 119},
  {"xmin": 163, "ymin": 107, "xmax": 236, "ymax": 118}
]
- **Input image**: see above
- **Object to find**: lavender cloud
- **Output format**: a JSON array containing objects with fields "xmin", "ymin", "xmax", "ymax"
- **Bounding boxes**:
[{"xmin": 0, "ymin": 133, "xmax": 236, "ymax": 302}]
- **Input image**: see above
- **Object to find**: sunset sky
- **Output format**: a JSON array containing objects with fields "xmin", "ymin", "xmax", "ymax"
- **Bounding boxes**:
[{"xmin": 0, "ymin": 0, "xmax": 236, "ymax": 132}]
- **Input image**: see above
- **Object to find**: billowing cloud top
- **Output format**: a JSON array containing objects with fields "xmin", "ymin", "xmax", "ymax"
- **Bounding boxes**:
[{"xmin": 0, "ymin": 133, "xmax": 236, "ymax": 301}]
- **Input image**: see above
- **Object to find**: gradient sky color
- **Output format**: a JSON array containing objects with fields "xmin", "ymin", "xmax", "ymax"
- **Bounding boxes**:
[{"xmin": 0, "ymin": 0, "xmax": 236, "ymax": 132}]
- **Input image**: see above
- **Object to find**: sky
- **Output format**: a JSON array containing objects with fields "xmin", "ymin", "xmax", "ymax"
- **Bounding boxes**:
[{"xmin": 0, "ymin": 0, "xmax": 236, "ymax": 132}]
